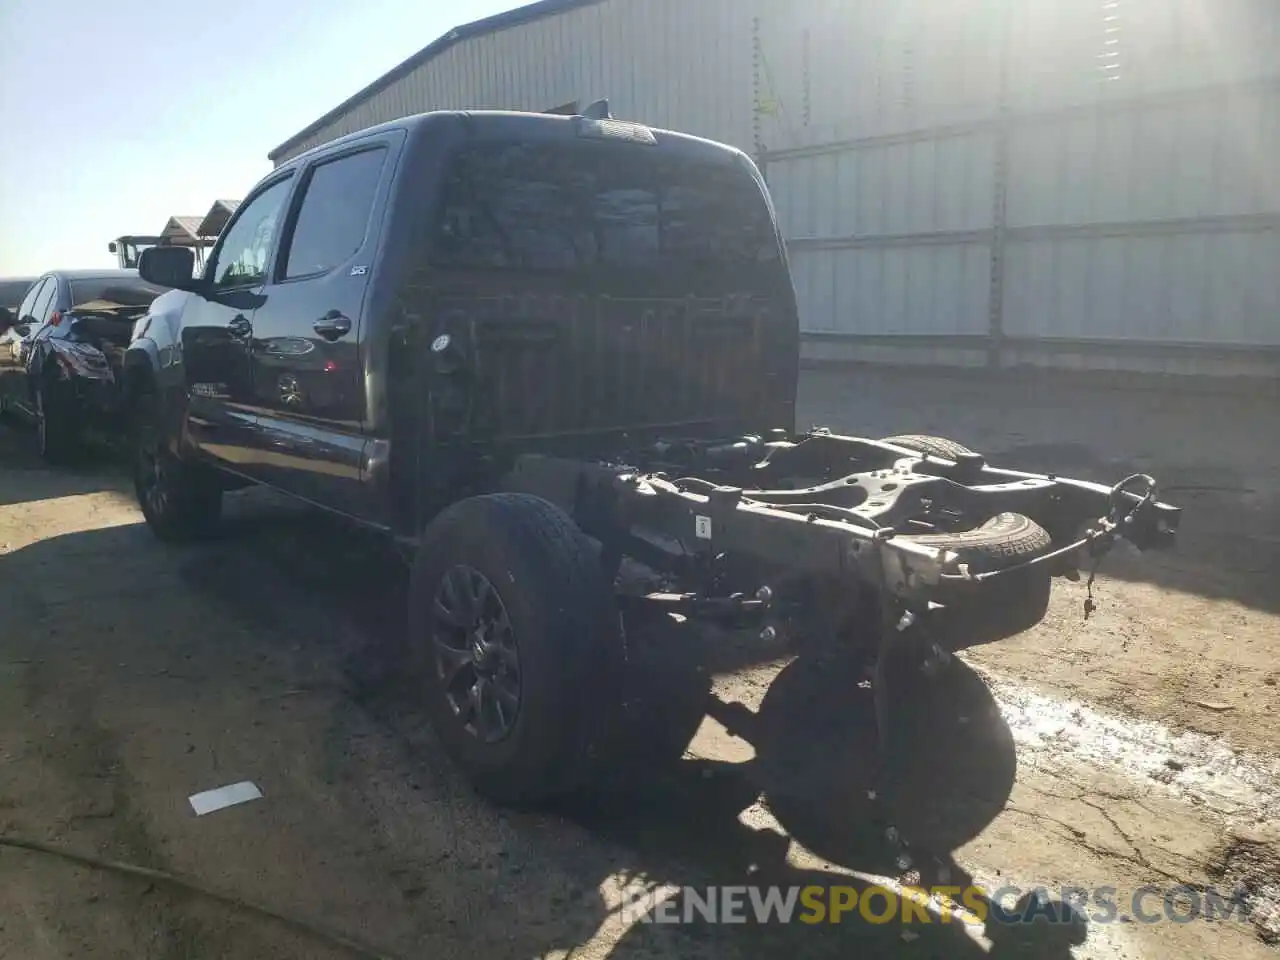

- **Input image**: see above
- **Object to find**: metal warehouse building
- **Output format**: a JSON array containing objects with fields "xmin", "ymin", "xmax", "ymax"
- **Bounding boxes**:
[{"xmin": 270, "ymin": 0, "xmax": 1280, "ymax": 377}]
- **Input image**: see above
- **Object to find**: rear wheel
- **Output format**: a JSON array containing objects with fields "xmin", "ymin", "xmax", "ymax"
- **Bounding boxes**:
[
  {"xmin": 131, "ymin": 391, "xmax": 223, "ymax": 541},
  {"xmin": 408, "ymin": 493, "xmax": 624, "ymax": 806},
  {"xmin": 35, "ymin": 369, "xmax": 81, "ymax": 465}
]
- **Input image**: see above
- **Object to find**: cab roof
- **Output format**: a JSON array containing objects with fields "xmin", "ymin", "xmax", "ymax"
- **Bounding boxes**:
[{"xmin": 278, "ymin": 109, "xmax": 745, "ymax": 174}]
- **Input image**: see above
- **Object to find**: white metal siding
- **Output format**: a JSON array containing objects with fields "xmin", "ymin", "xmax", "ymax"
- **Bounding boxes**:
[
  {"xmin": 761, "ymin": 0, "xmax": 1280, "ymax": 373},
  {"xmin": 759, "ymin": 0, "xmax": 1002, "ymax": 347},
  {"xmin": 274, "ymin": 0, "xmax": 758, "ymax": 164},
  {"xmin": 752, "ymin": 0, "xmax": 1002, "ymax": 153},
  {"xmin": 279, "ymin": 0, "xmax": 1280, "ymax": 375},
  {"xmin": 999, "ymin": 0, "xmax": 1280, "ymax": 349},
  {"xmin": 774, "ymin": 130, "xmax": 996, "ymax": 339}
]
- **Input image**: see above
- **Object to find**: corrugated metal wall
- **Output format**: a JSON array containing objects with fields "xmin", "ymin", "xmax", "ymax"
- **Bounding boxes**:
[
  {"xmin": 274, "ymin": 0, "xmax": 759, "ymax": 162},
  {"xmin": 762, "ymin": 0, "xmax": 1280, "ymax": 375},
  {"xmin": 275, "ymin": 0, "xmax": 1280, "ymax": 376},
  {"xmin": 758, "ymin": 0, "xmax": 1003, "ymax": 368}
]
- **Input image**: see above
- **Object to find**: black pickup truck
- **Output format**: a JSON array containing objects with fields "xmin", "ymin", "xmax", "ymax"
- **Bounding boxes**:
[{"xmin": 125, "ymin": 105, "xmax": 1179, "ymax": 805}]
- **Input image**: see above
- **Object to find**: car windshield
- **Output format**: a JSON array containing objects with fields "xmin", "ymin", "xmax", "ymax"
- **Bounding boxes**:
[
  {"xmin": 70, "ymin": 277, "xmax": 167, "ymax": 311},
  {"xmin": 0, "ymin": 279, "xmax": 34, "ymax": 309}
]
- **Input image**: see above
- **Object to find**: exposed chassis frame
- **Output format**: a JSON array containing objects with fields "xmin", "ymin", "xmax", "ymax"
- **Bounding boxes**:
[
  {"xmin": 503, "ymin": 430, "xmax": 1180, "ymax": 755},
  {"xmin": 508, "ymin": 430, "xmax": 1179, "ymax": 599}
]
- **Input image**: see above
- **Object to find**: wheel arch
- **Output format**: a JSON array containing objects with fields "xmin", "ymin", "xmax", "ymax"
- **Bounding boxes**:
[
  {"xmin": 122, "ymin": 343, "xmax": 160, "ymax": 402},
  {"xmin": 122, "ymin": 345, "xmax": 172, "ymax": 452}
]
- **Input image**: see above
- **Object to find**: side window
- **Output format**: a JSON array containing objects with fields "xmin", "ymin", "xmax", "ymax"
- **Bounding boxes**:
[
  {"xmin": 208, "ymin": 177, "xmax": 293, "ymax": 289},
  {"xmin": 283, "ymin": 148, "xmax": 387, "ymax": 279},
  {"xmin": 17, "ymin": 279, "xmax": 47, "ymax": 322},
  {"xmin": 31, "ymin": 279, "xmax": 58, "ymax": 324}
]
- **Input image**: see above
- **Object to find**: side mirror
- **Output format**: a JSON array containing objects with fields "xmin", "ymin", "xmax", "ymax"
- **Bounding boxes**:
[
  {"xmin": 139, "ymin": 246, "xmax": 199, "ymax": 292},
  {"xmin": 108, "ymin": 241, "xmax": 118, "ymax": 254}
]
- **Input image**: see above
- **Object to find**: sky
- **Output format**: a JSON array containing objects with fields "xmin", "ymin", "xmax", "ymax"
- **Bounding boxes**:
[{"xmin": 0, "ymin": 0, "xmax": 522, "ymax": 276}]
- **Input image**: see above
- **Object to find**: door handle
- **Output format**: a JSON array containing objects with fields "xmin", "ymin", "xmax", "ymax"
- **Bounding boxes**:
[
  {"xmin": 227, "ymin": 314, "xmax": 252, "ymax": 338},
  {"xmin": 313, "ymin": 310, "xmax": 352, "ymax": 341}
]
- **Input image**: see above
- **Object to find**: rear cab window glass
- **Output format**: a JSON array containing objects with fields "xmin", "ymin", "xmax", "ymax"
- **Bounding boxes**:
[
  {"xmin": 283, "ymin": 148, "xmax": 387, "ymax": 279},
  {"xmin": 433, "ymin": 140, "xmax": 781, "ymax": 272}
]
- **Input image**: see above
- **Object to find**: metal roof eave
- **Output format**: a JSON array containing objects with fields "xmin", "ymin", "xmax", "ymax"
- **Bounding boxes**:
[
  {"xmin": 266, "ymin": 0, "xmax": 608, "ymax": 162},
  {"xmin": 195, "ymin": 199, "xmax": 240, "ymax": 238},
  {"xmin": 159, "ymin": 216, "xmax": 206, "ymax": 244}
]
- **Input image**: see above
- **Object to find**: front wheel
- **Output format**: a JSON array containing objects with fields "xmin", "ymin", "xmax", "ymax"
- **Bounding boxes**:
[
  {"xmin": 131, "ymin": 392, "xmax": 223, "ymax": 541},
  {"xmin": 407, "ymin": 493, "xmax": 624, "ymax": 806}
]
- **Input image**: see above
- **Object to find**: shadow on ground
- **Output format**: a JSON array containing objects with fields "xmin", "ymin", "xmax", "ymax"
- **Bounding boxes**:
[
  {"xmin": 0, "ymin": 371, "xmax": 1268, "ymax": 957},
  {"xmin": 0, "ymin": 421, "xmax": 130, "ymax": 506},
  {"xmin": 0, "ymin": 486, "xmax": 1098, "ymax": 958},
  {"xmin": 171, "ymin": 505, "xmax": 1088, "ymax": 958}
]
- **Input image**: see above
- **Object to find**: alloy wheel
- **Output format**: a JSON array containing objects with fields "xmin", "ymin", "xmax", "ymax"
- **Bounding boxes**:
[
  {"xmin": 137, "ymin": 426, "xmax": 169, "ymax": 519},
  {"xmin": 431, "ymin": 564, "xmax": 522, "ymax": 744}
]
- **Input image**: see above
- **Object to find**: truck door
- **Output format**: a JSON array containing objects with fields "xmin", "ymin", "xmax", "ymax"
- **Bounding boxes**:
[
  {"xmin": 180, "ymin": 175, "xmax": 293, "ymax": 468},
  {"xmin": 243, "ymin": 139, "xmax": 393, "ymax": 514}
]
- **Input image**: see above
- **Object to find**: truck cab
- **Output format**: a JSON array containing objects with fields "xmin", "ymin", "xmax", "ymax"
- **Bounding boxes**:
[{"xmin": 124, "ymin": 107, "xmax": 797, "ymax": 534}]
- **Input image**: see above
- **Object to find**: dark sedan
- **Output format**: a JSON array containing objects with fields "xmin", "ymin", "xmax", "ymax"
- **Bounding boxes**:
[{"xmin": 0, "ymin": 270, "xmax": 166, "ymax": 462}]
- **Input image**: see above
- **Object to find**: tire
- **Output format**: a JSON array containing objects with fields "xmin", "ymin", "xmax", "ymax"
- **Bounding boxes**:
[
  {"xmin": 906, "ymin": 513, "xmax": 1055, "ymax": 646},
  {"xmin": 36, "ymin": 369, "xmax": 81, "ymax": 465},
  {"xmin": 933, "ymin": 567, "xmax": 1053, "ymax": 651},
  {"xmin": 131, "ymin": 391, "xmax": 223, "ymax": 541},
  {"xmin": 408, "ymin": 493, "xmax": 624, "ymax": 806},
  {"xmin": 902, "ymin": 512, "xmax": 1052, "ymax": 573},
  {"xmin": 881, "ymin": 434, "xmax": 978, "ymax": 461}
]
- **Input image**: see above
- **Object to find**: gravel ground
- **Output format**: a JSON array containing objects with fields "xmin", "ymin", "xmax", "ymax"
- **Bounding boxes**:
[{"xmin": 0, "ymin": 366, "xmax": 1276, "ymax": 960}]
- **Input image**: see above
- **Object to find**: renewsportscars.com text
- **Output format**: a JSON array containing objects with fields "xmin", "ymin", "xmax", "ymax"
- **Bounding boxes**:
[{"xmin": 621, "ymin": 883, "xmax": 1252, "ymax": 927}]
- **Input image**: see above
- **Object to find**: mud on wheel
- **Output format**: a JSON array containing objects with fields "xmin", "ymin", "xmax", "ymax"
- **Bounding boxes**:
[
  {"xmin": 131, "ymin": 391, "xmax": 223, "ymax": 542},
  {"xmin": 408, "ymin": 493, "xmax": 624, "ymax": 806}
]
